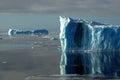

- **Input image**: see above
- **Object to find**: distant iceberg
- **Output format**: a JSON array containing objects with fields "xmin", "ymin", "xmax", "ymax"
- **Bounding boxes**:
[
  {"xmin": 59, "ymin": 16, "xmax": 120, "ymax": 77},
  {"xmin": 8, "ymin": 29, "xmax": 49, "ymax": 36},
  {"xmin": 33, "ymin": 29, "xmax": 49, "ymax": 36},
  {"xmin": 8, "ymin": 29, "xmax": 32, "ymax": 36}
]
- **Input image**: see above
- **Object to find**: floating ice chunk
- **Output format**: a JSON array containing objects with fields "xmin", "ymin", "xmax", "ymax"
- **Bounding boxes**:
[
  {"xmin": 2, "ymin": 61, "xmax": 8, "ymax": 64},
  {"xmin": 50, "ymin": 37, "xmax": 58, "ymax": 40}
]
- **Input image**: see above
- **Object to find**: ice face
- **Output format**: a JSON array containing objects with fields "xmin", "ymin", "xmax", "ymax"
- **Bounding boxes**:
[
  {"xmin": 60, "ymin": 16, "xmax": 120, "ymax": 51},
  {"xmin": 59, "ymin": 16, "xmax": 120, "ymax": 77}
]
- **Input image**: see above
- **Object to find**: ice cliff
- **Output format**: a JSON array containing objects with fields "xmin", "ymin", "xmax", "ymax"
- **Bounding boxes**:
[{"xmin": 59, "ymin": 16, "xmax": 120, "ymax": 77}]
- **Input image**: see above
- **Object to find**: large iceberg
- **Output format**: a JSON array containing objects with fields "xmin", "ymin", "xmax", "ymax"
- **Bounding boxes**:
[{"xmin": 59, "ymin": 16, "xmax": 120, "ymax": 77}]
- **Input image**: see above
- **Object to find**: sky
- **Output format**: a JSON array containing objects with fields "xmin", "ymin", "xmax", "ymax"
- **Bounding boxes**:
[{"xmin": 0, "ymin": 0, "xmax": 120, "ymax": 31}]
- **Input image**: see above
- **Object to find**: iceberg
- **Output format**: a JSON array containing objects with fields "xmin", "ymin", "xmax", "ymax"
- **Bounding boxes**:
[
  {"xmin": 33, "ymin": 29, "xmax": 49, "ymax": 36},
  {"xmin": 8, "ymin": 29, "xmax": 17, "ymax": 36},
  {"xmin": 8, "ymin": 29, "xmax": 49, "ymax": 36},
  {"xmin": 59, "ymin": 16, "xmax": 120, "ymax": 77},
  {"xmin": 8, "ymin": 29, "xmax": 32, "ymax": 36}
]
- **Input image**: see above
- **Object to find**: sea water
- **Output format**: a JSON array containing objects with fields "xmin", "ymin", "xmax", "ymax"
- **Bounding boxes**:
[
  {"xmin": 26, "ymin": 50, "xmax": 120, "ymax": 80},
  {"xmin": 0, "ymin": 32, "xmax": 120, "ymax": 80},
  {"xmin": 0, "ymin": 33, "xmax": 60, "ymax": 80}
]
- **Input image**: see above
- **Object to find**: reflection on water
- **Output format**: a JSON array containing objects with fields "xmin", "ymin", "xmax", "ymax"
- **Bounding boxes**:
[
  {"xmin": 25, "ymin": 74, "xmax": 120, "ymax": 80},
  {"xmin": 60, "ymin": 50, "xmax": 120, "ymax": 78}
]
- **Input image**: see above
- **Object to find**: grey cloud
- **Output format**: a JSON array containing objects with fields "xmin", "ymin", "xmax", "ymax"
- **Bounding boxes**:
[{"xmin": 0, "ymin": 0, "xmax": 120, "ymax": 16}]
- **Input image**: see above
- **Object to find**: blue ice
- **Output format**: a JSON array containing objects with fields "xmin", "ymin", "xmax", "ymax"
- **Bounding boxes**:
[{"xmin": 59, "ymin": 16, "xmax": 120, "ymax": 77}]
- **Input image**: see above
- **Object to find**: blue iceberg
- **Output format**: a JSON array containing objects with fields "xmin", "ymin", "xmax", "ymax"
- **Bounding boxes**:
[{"xmin": 59, "ymin": 16, "xmax": 120, "ymax": 77}]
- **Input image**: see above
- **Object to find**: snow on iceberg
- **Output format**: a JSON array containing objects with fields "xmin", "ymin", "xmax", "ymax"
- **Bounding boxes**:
[
  {"xmin": 8, "ymin": 29, "xmax": 49, "ymax": 36},
  {"xmin": 59, "ymin": 16, "xmax": 120, "ymax": 77}
]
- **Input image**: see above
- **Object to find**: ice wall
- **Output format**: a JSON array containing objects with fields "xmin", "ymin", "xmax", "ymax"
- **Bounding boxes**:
[{"xmin": 59, "ymin": 16, "xmax": 120, "ymax": 77}]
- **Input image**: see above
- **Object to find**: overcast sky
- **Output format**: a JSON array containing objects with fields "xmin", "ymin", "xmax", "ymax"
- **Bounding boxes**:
[
  {"xmin": 0, "ymin": 0, "xmax": 120, "ymax": 31},
  {"xmin": 0, "ymin": 0, "xmax": 120, "ymax": 16}
]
